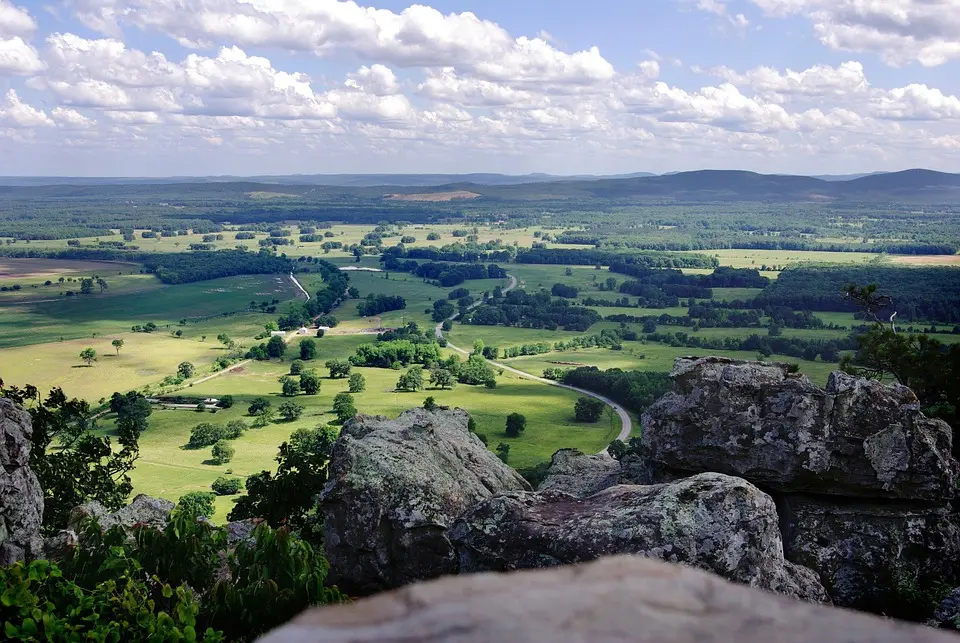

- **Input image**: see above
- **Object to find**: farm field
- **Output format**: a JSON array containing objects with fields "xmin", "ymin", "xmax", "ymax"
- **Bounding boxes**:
[
  {"xmin": 687, "ymin": 248, "xmax": 888, "ymax": 269},
  {"xmin": 0, "ymin": 272, "xmax": 299, "ymax": 348}
]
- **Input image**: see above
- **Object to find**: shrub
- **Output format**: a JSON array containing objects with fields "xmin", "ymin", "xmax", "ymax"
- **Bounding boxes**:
[
  {"xmin": 217, "ymin": 395, "xmax": 234, "ymax": 409},
  {"xmin": 212, "ymin": 476, "xmax": 243, "ymax": 496},
  {"xmin": 505, "ymin": 413, "xmax": 527, "ymax": 437},
  {"xmin": 290, "ymin": 359, "xmax": 305, "ymax": 375},
  {"xmin": 0, "ymin": 560, "xmax": 220, "ymax": 642}
]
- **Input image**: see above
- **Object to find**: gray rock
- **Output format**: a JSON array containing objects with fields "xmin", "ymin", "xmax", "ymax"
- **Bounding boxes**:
[
  {"xmin": 319, "ymin": 408, "xmax": 531, "ymax": 596},
  {"xmin": 226, "ymin": 519, "xmax": 259, "ymax": 546},
  {"xmin": 642, "ymin": 357, "xmax": 958, "ymax": 501},
  {"xmin": 537, "ymin": 449, "xmax": 620, "ymax": 497},
  {"xmin": 450, "ymin": 472, "xmax": 828, "ymax": 602},
  {"xmin": 0, "ymin": 398, "xmax": 43, "ymax": 565},
  {"xmin": 68, "ymin": 494, "xmax": 174, "ymax": 532},
  {"xmin": 784, "ymin": 495, "xmax": 960, "ymax": 613},
  {"xmin": 43, "ymin": 529, "xmax": 78, "ymax": 561},
  {"xmin": 257, "ymin": 556, "xmax": 955, "ymax": 643}
]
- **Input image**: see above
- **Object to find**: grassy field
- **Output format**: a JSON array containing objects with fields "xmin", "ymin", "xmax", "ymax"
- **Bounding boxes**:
[
  {"xmin": 98, "ymin": 338, "xmax": 617, "ymax": 519},
  {"xmin": 0, "ymin": 273, "xmax": 299, "ymax": 349},
  {"xmin": 689, "ymin": 249, "xmax": 887, "ymax": 269},
  {"xmin": 504, "ymin": 343, "xmax": 838, "ymax": 386}
]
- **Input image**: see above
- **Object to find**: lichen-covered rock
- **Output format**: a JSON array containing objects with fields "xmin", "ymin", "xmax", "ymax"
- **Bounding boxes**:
[
  {"xmin": 68, "ymin": 494, "xmax": 174, "ymax": 532},
  {"xmin": 258, "ymin": 556, "xmax": 953, "ymax": 643},
  {"xmin": 320, "ymin": 408, "xmax": 531, "ymax": 596},
  {"xmin": 0, "ymin": 398, "xmax": 43, "ymax": 565},
  {"xmin": 641, "ymin": 357, "xmax": 958, "ymax": 501},
  {"xmin": 450, "ymin": 472, "xmax": 828, "ymax": 602},
  {"xmin": 537, "ymin": 449, "xmax": 620, "ymax": 497},
  {"xmin": 784, "ymin": 495, "xmax": 960, "ymax": 613}
]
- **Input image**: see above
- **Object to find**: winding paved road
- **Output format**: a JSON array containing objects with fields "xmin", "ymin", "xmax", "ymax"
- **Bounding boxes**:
[{"xmin": 435, "ymin": 274, "xmax": 633, "ymax": 452}]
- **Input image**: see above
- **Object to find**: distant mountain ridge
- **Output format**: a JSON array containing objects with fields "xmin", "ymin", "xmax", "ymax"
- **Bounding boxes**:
[{"xmin": 0, "ymin": 169, "xmax": 957, "ymax": 202}]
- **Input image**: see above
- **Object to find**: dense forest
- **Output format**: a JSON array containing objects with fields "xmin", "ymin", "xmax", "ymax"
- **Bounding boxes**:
[{"xmin": 756, "ymin": 265, "xmax": 960, "ymax": 322}]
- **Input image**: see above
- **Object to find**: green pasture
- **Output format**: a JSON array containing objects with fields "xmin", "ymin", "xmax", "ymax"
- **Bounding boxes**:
[
  {"xmin": 0, "ymin": 273, "xmax": 299, "ymax": 349},
  {"xmin": 99, "ymin": 340, "xmax": 617, "ymax": 519}
]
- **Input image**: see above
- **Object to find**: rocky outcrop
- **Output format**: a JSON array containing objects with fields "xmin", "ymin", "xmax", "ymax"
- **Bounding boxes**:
[
  {"xmin": 642, "ymin": 358, "xmax": 957, "ymax": 500},
  {"xmin": 0, "ymin": 398, "xmax": 43, "ymax": 565},
  {"xmin": 638, "ymin": 357, "xmax": 960, "ymax": 614},
  {"xmin": 319, "ymin": 408, "xmax": 531, "ymax": 596},
  {"xmin": 68, "ymin": 494, "xmax": 174, "ymax": 532},
  {"xmin": 536, "ymin": 449, "xmax": 620, "ymax": 497},
  {"xmin": 934, "ymin": 588, "xmax": 960, "ymax": 630},
  {"xmin": 258, "ymin": 556, "xmax": 955, "ymax": 643},
  {"xmin": 451, "ymin": 473, "xmax": 827, "ymax": 602},
  {"xmin": 784, "ymin": 496, "xmax": 960, "ymax": 614}
]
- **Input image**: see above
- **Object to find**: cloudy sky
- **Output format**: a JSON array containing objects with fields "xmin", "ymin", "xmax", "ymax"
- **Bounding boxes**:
[{"xmin": 1, "ymin": 0, "xmax": 960, "ymax": 176}]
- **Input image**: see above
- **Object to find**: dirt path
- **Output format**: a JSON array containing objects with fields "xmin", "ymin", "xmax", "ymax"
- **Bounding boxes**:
[{"xmin": 434, "ymin": 274, "xmax": 633, "ymax": 452}]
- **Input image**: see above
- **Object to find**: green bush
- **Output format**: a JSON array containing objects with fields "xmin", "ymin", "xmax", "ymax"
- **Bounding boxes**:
[
  {"xmin": 0, "ymin": 559, "xmax": 222, "ymax": 642},
  {"xmin": 211, "ymin": 477, "xmax": 243, "ymax": 496}
]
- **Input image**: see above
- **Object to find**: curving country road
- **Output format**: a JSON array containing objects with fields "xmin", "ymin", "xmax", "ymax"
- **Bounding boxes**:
[{"xmin": 435, "ymin": 274, "xmax": 633, "ymax": 453}]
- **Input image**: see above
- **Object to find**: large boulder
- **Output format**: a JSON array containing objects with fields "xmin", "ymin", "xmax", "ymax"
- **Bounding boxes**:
[
  {"xmin": 536, "ymin": 449, "xmax": 620, "ymax": 498},
  {"xmin": 450, "ymin": 472, "xmax": 828, "ymax": 602},
  {"xmin": 784, "ymin": 495, "xmax": 960, "ymax": 616},
  {"xmin": 68, "ymin": 494, "xmax": 174, "ymax": 532},
  {"xmin": 642, "ymin": 357, "xmax": 958, "ymax": 501},
  {"xmin": 0, "ymin": 399, "xmax": 43, "ymax": 565},
  {"xmin": 319, "ymin": 408, "xmax": 531, "ymax": 596},
  {"xmin": 258, "ymin": 556, "xmax": 955, "ymax": 643}
]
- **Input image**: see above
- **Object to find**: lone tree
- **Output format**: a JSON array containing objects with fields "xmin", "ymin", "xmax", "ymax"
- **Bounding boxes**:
[
  {"xmin": 278, "ymin": 400, "xmax": 304, "ymax": 422},
  {"xmin": 248, "ymin": 397, "xmax": 271, "ymax": 416},
  {"xmin": 79, "ymin": 348, "xmax": 97, "ymax": 366},
  {"xmin": 266, "ymin": 335, "xmax": 287, "ymax": 359},
  {"xmin": 505, "ymin": 412, "xmax": 527, "ymax": 438},
  {"xmin": 423, "ymin": 396, "xmax": 437, "ymax": 411},
  {"xmin": 111, "ymin": 339, "xmax": 124, "ymax": 355},
  {"xmin": 80, "ymin": 278, "xmax": 94, "ymax": 295},
  {"xmin": 299, "ymin": 338, "xmax": 317, "ymax": 361},
  {"xmin": 332, "ymin": 392, "xmax": 357, "ymax": 424},
  {"xmin": 96, "ymin": 277, "xmax": 108, "ymax": 293},
  {"xmin": 177, "ymin": 362, "xmax": 195, "ymax": 379},
  {"xmin": 396, "ymin": 367, "xmax": 424, "ymax": 392},
  {"xmin": 211, "ymin": 440, "xmax": 234, "ymax": 465},
  {"xmin": 430, "ymin": 369, "xmax": 456, "ymax": 390},
  {"xmin": 325, "ymin": 359, "xmax": 352, "ymax": 379},
  {"xmin": 280, "ymin": 376, "xmax": 300, "ymax": 397},
  {"xmin": 299, "ymin": 370, "xmax": 321, "ymax": 395},
  {"xmin": 574, "ymin": 396, "xmax": 606, "ymax": 423},
  {"xmin": 348, "ymin": 373, "xmax": 366, "ymax": 393}
]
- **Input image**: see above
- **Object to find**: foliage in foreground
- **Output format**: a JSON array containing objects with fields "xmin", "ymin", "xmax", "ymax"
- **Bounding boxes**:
[
  {"xmin": 1, "ymin": 559, "xmax": 221, "ymax": 642},
  {"xmin": 0, "ymin": 383, "xmax": 142, "ymax": 536}
]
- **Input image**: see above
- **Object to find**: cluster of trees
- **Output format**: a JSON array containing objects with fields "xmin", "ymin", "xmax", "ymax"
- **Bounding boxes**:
[
  {"xmin": 381, "ymin": 244, "xmax": 513, "ymax": 265},
  {"xmin": 357, "ymin": 293, "xmax": 406, "ymax": 317},
  {"xmin": 140, "ymin": 250, "xmax": 293, "ymax": 284},
  {"xmin": 381, "ymin": 254, "xmax": 507, "ymax": 287},
  {"xmin": 515, "ymin": 248, "xmax": 719, "ymax": 269},
  {"xmin": 645, "ymin": 330, "xmax": 854, "ymax": 362},
  {"xmin": 463, "ymin": 289, "xmax": 602, "ymax": 331},
  {"xmin": 186, "ymin": 420, "xmax": 248, "ymax": 450},
  {"xmin": 551, "ymin": 283, "xmax": 580, "ymax": 298},
  {"xmin": 560, "ymin": 367, "xmax": 672, "ymax": 414},
  {"xmin": 246, "ymin": 335, "xmax": 288, "ymax": 361},
  {"xmin": 351, "ymin": 339, "xmax": 441, "ymax": 369},
  {"xmin": 756, "ymin": 265, "xmax": 960, "ymax": 322}
]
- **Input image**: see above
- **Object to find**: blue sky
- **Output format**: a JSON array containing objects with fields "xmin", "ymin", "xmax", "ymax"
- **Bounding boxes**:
[{"xmin": 1, "ymin": 0, "xmax": 959, "ymax": 176}]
